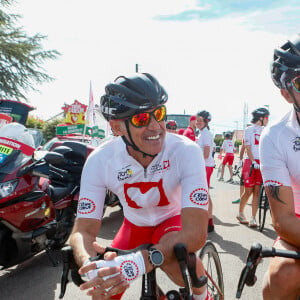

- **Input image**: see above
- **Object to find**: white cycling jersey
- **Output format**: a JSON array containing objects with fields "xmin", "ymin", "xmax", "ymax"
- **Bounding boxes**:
[
  {"xmin": 221, "ymin": 140, "xmax": 234, "ymax": 154},
  {"xmin": 197, "ymin": 127, "xmax": 215, "ymax": 167},
  {"xmin": 77, "ymin": 133, "xmax": 208, "ymax": 226},
  {"xmin": 244, "ymin": 124, "xmax": 263, "ymax": 160},
  {"xmin": 260, "ymin": 109, "xmax": 300, "ymax": 215}
]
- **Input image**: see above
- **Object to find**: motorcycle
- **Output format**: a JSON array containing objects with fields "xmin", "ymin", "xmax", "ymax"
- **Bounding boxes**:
[{"xmin": 0, "ymin": 124, "xmax": 88, "ymax": 269}]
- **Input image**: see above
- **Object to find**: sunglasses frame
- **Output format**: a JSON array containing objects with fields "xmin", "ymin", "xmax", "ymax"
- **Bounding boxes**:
[
  {"xmin": 128, "ymin": 105, "xmax": 167, "ymax": 128},
  {"xmin": 291, "ymin": 75, "xmax": 300, "ymax": 93}
]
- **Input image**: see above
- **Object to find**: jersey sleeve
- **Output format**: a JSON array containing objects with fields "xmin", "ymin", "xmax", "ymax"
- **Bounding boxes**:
[
  {"xmin": 260, "ymin": 131, "xmax": 291, "ymax": 187},
  {"xmin": 177, "ymin": 144, "xmax": 209, "ymax": 211},
  {"xmin": 243, "ymin": 127, "xmax": 251, "ymax": 146},
  {"xmin": 77, "ymin": 150, "xmax": 107, "ymax": 219}
]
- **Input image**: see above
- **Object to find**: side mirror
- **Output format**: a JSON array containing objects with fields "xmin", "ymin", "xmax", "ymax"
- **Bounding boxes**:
[{"xmin": 44, "ymin": 152, "xmax": 65, "ymax": 165}]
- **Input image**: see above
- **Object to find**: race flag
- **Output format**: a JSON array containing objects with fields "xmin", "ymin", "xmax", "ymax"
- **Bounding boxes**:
[{"xmin": 87, "ymin": 80, "xmax": 96, "ymax": 127}]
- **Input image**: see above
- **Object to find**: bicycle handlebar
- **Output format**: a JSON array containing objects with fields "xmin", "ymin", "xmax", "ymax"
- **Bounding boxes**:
[
  {"xmin": 236, "ymin": 243, "xmax": 300, "ymax": 298},
  {"xmin": 59, "ymin": 243, "xmax": 207, "ymax": 299}
]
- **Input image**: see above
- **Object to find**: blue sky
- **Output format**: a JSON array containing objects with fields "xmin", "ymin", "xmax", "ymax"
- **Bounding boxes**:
[{"xmin": 12, "ymin": 0, "xmax": 300, "ymax": 134}]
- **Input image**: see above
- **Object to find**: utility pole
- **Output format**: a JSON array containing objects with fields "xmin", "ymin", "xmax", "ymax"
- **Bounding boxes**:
[{"xmin": 243, "ymin": 102, "xmax": 248, "ymax": 130}]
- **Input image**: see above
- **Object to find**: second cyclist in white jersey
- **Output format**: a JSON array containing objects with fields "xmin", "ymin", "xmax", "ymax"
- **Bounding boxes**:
[{"xmin": 260, "ymin": 34, "xmax": 300, "ymax": 300}]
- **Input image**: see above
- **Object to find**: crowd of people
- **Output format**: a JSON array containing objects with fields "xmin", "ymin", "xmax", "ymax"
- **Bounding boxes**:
[{"xmin": 68, "ymin": 33, "xmax": 300, "ymax": 300}]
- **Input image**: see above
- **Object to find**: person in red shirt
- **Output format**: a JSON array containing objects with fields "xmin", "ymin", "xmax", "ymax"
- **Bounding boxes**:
[{"xmin": 183, "ymin": 115, "xmax": 196, "ymax": 141}]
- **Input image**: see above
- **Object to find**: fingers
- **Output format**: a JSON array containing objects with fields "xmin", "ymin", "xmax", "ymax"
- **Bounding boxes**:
[
  {"xmin": 80, "ymin": 267, "xmax": 130, "ymax": 299},
  {"xmin": 92, "ymin": 242, "xmax": 117, "ymax": 260},
  {"xmin": 79, "ymin": 261, "xmax": 98, "ymax": 275},
  {"xmin": 93, "ymin": 242, "xmax": 106, "ymax": 253},
  {"xmin": 80, "ymin": 266, "xmax": 121, "ymax": 289},
  {"xmin": 88, "ymin": 278, "xmax": 129, "ymax": 298}
]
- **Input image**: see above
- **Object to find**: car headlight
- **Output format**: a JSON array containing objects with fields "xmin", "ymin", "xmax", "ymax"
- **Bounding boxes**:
[{"xmin": 0, "ymin": 179, "xmax": 19, "ymax": 198}]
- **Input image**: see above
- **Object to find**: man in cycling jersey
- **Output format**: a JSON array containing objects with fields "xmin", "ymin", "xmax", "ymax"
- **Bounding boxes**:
[
  {"xmin": 218, "ymin": 132, "xmax": 234, "ymax": 183},
  {"xmin": 70, "ymin": 73, "xmax": 211, "ymax": 300},
  {"xmin": 183, "ymin": 115, "xmax": 197, "ymax": 141},
  {"xmin": 236, "ymin": 107, "xmax": 269, "ymax": 227},
  {"xmin": 260, "ymin": 34, "xmax": 300, "ymax": 300}
]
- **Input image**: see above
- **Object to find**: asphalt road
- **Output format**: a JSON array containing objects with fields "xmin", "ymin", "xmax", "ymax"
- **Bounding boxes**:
[{"xmin": 0, "ymin": 164, "xmax": 276, "ymax": 300}]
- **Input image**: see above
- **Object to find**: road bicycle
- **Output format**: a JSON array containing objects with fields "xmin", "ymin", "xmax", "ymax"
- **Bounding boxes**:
[
  {"xmin": 217, "ymin": 160, "xmax": 241, "ymax": 185},
  {"xmin": 236, "ymin": 242, "xmax": 300, "ymax": 299},
  {"xmin": 59, "ymin": 240, "xmax": 224, "ymax": 300},
  {"xmin": 258, "ymin": 185, "xmax": 271, "ymax": 232}
]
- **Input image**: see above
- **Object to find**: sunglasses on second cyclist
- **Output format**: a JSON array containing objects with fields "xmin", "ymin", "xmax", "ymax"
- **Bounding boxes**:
[
  {"xmin": 289, "ymin": 75, "xmax": 300, "ymax": 93},
  {"xmin": 127, "ymin": 105, "xmax": 167, "ymax": 128}
]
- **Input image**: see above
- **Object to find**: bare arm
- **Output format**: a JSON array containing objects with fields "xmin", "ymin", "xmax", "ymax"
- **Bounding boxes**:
[
  {"xmin": 265, "ymin": 185, "xmax": 300, "ymax": 248},
  {"xmin": 69, "ymin": 218, "xmax": 102, "ymax": 267},
  {"xmin": 203, "ymin": 145, "xmax": 210, "ymax": 159},
  {"xmin": 245, "ymin": 145, "xmax": 255, "ymax": 162},
  {"xmin": 141, "ymin": 207, "xmax": 208, "ymax": 272},
  {"xmin": 239, "ymin": 144, "xmax": 245, "ymax": 160}
]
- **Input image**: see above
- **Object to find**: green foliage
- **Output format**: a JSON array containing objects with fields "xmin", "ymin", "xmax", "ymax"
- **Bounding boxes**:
[
  {"xmin": 234, "ymin": 140, "xmax": 242, "ymax": 148},
  {"xmin": 214, "ymin": 137, "xmax": 223, "ymax": 146},
  {"xmin": 0, "ymin": 1, "xmax": 60, "ymax": 101},
  {"xmin": 26, "ymin": 115, "xmax": 44, "ymax": 129},
  {"xmin": 42, "ymin": 118, "xmax": 64, "ymax": 143}
]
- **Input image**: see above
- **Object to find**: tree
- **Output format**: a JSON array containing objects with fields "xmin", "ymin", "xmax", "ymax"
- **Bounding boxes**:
[
  {"xmin": 0, "ymin": 0, "xmax": 60, "ymax": 101},
  {"xmin": 42, "ymin": 118, "xmax": 64, "ymax": 143}
]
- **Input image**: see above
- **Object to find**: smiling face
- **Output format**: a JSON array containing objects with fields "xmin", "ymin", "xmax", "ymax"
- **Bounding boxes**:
[
  {"xmin": 196, "ymin": 116, "xmax": 206, "ymax": 130},
  {"xmin": 110, "ymin": 107, "xmax": 167, "ymax": 166}
]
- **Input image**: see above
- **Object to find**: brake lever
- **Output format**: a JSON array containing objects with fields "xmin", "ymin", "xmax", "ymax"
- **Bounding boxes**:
[{"xmin": 236, "ymin": 243, "xmax": 262, "ymax": 298}]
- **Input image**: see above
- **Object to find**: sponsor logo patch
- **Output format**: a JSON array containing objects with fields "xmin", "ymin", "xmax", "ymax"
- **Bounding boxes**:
[
  {"xmin": 120, "ymin": 260, "xmax": 139, "ymax": 281},
  {"xmin": 189, "ymin": 188, "xmax": 208, "ymax": 206},
  {"xmin": 292, "ymin": 137, "xmax": 300, "ymax": 152},
  {"xmin": 117, "ymin": 165, "xmax": 133, "ymax": 181},
  {"xmin": 149, "ymin": 160, "xmax": 170, "ymax": 175},
  {"xmin": 78, "ymin": 198, "xmax": 96, "ymax": 214}
]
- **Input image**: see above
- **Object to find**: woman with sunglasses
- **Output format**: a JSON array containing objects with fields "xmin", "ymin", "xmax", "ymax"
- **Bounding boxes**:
[
  {"xmin": 259, "ymin": 34, "xmax": 300, "ymax": 300},
  {"xmin": 70, "ymin": 73, "xmax": 212, "ymax": 300}
]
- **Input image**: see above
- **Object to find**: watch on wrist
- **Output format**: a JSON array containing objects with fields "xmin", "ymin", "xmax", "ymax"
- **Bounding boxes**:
[{"xmin": 148, "ymin": 247, "xmax": 164, "ymax": 268}]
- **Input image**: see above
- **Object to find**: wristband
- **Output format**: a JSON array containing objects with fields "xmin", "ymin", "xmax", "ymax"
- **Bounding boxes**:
[{"xmin": 85, "ymin": 251, "xmax": 146, "ymax": 282}]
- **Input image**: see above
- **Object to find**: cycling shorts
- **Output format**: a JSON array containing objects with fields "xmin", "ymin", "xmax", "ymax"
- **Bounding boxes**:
[
  {"xmin": 205, "ymin": 166, "xmax": 214, "ymax": 188},
  {"xmin": 222, "ymin": 153, "xmax": 234, "ymax": 166},
  {"xmin": 242, "ymin": 159, "xmax": 262, "ymax": 188},
  {"xmin": 111, "ymin": 215, "xmax": 182, "ymax": 250},
  {"xmin": 110, "ymin": 215, "xmax": 182, "ymax": 300}
]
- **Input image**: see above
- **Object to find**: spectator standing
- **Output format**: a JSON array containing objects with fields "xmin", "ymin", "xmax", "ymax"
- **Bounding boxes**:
[
  {"xmin": 218, "ymin": 133, "xmax": 234, "ymax": 182},
  {"xmin": 183, "ymin": 115, "xmax": 197, "ymax": 141}
]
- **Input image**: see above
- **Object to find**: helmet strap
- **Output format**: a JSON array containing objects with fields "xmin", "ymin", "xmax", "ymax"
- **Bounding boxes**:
[{"xmin": 122, "ymin": 120, "xmax": 157, "ymax": 158}]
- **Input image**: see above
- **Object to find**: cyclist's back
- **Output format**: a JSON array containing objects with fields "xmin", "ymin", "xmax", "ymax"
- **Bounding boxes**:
[{"xmin": 259, "ymin": 34, "xmax": 300, "ymax": 300}]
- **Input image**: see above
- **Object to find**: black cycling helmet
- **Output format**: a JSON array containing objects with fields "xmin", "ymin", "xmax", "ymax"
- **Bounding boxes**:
[
  {"xmin": 100, "ymin": 73, "xmax": 168, "ymax": 121},
  {"xmin": 197, "ymin": 110, "xmax": 212, "ymax": 122},
  {"xmin": 224, "ymin": 132, "xmax": 232, "ymax": 139},
  {"xmin": 166, "ymin": 120, "xmax": 177, "ymax": 130},
  {"xmin": 251, "ymin": 107, "xmax": 270, "ymax": 122},
  {"xmin": 271, "ymin": 34, "xmax": 300, "ymax": 89}
]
